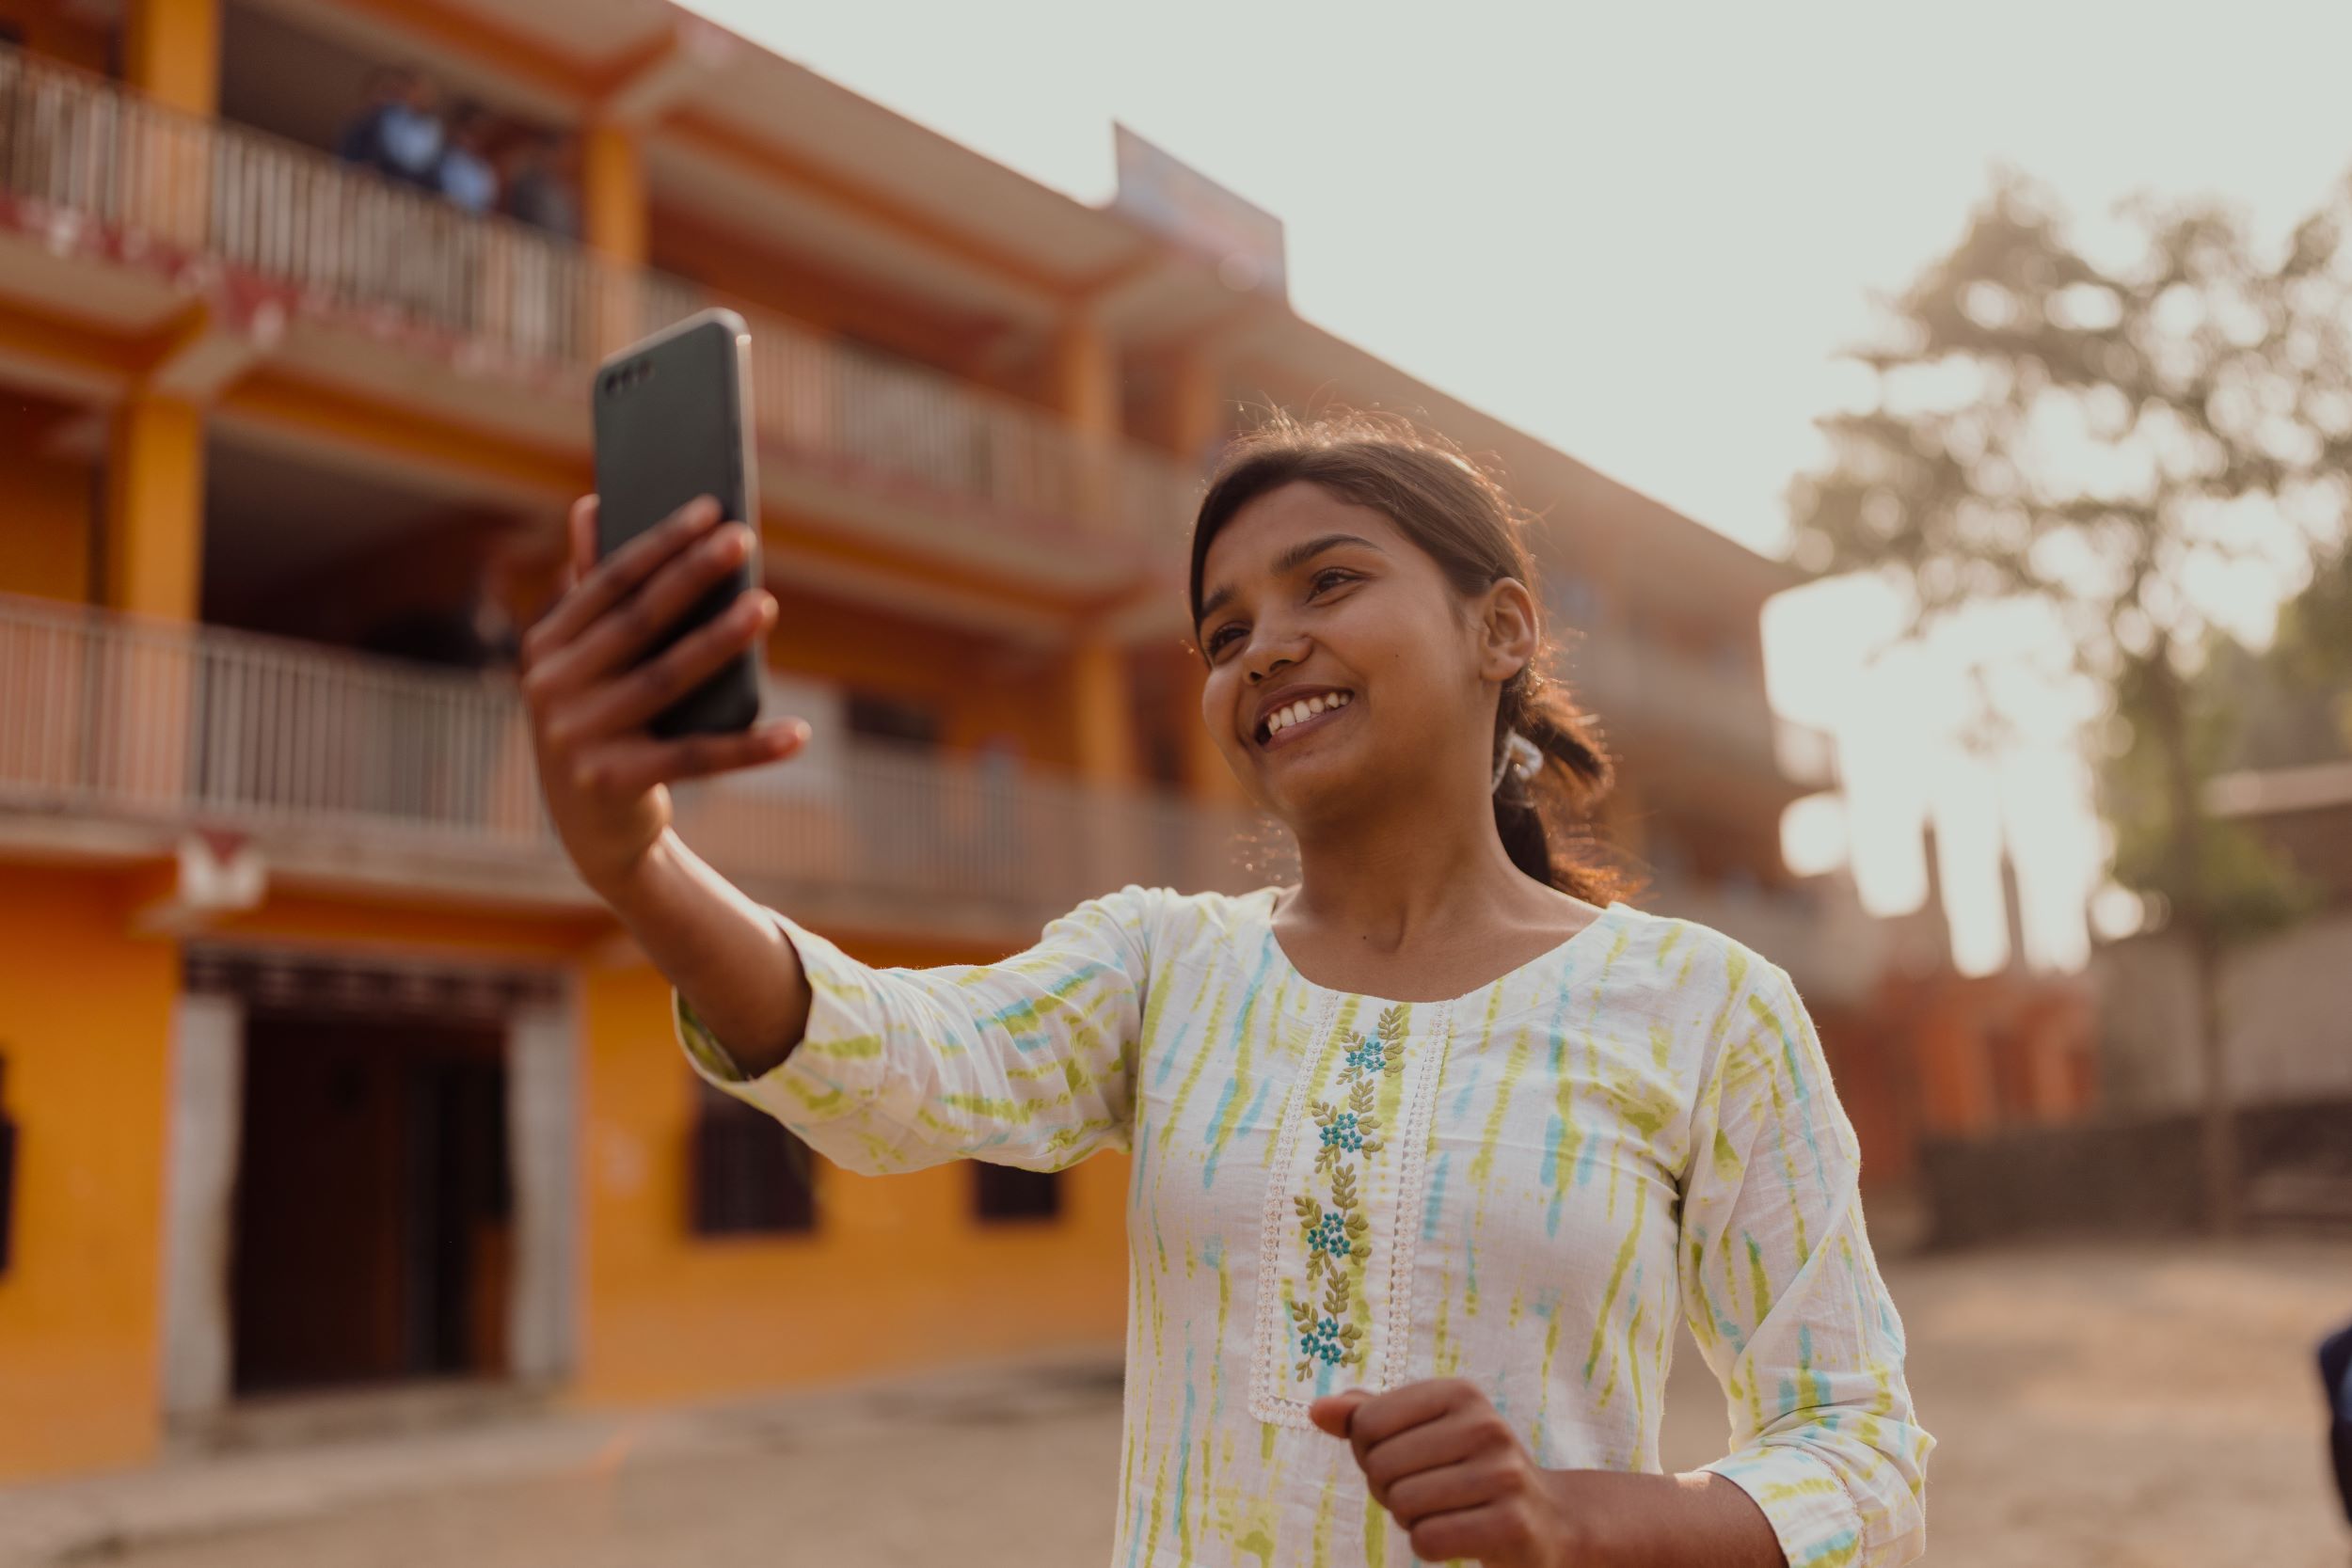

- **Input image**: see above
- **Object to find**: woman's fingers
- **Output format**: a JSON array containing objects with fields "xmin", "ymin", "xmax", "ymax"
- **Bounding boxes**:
[
  {"xmin": 564, "ymin": 493, "xmax": 597, "ymax": 587},
  {"xmin": 571, "ymin": 717, "xmax": 811, "ymax": 796},
  {"xmin": 1358, "ymin": 1410, "xmax": 1482, "ymax": 1504},
  {"xmin": 1379, "ymin": 1455, "xmax": 1514, "ymax": 1527},
  {"xmin": 522, "ymin": 495, "xmax": 722, "ymax": 675},
  {"xmin": 524, "ymin": 512, "xmax": 751, "ymax": 708},
  {"xmin": 548, "ymin": 589, "xmax": 776, "ymax": 749},
  {"xmin": 554, "ymin": 519, "xmax": 755, "ymax": 694}
]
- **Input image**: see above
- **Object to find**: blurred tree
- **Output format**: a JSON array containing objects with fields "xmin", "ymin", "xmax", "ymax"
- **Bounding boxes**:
[
  {"xmin": 2268, "ymin": 541, "xmax": 2352, "ymax": 752},
  {"xmin": 1789, "ymin": 168, "xmax": 2352, "ymax": 1232}
]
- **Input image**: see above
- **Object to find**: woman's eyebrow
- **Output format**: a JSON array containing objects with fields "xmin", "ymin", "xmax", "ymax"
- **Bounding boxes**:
[
  {"xmin": 1276, "ymin": 531, "xmax": 1385, "ymax": 574},
  {"xmin": 1196, "ymin": 533, "xmax": 1385, "ymax": 626}
]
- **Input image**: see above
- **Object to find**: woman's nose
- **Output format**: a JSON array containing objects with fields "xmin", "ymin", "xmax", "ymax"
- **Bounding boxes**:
[{"xmin": 1244, "ymin": 636, "xmax": 1304, "ymax": 684}]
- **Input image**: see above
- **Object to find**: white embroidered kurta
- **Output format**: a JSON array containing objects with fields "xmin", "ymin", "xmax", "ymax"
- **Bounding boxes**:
[{"xmin": 677, "ymin": 884, "xmax": 1932, "ymax": 1567}]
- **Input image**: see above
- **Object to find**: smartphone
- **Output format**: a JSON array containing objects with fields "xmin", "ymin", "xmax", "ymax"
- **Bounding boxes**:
[{"xmin": 590, "ymin": 308, "xmax": 763, "ymax": 738}]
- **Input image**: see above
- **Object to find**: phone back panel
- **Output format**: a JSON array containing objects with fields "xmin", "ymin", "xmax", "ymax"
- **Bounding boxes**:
[{"xmin": 590, "ymin": 310, "xmax": 761, "ymax": 738}]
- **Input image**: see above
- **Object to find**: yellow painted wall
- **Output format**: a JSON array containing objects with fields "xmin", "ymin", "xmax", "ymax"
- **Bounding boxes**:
[
  {"xmin": 0, "ymin": 400, "xmax": 96, "ymax": 603},
  {"xmin": 0, "ymin": 865, "xmax": 178, "ymax": 1479},
  {"xmin": 574, "ymin": 941, "xmax": 1129, "ymax": 1406}
]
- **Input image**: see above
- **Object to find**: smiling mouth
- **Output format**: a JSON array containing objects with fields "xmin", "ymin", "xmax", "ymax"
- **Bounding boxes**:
[{"xmin": 1255, "ymin": 689, "xmax": 1355, "ymax": 749}]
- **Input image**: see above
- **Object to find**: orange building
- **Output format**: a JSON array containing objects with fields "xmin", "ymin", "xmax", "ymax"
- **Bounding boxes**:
[{"xmin": 0, "ymin": 0, "xmax": 1870, "ymax": 1481}]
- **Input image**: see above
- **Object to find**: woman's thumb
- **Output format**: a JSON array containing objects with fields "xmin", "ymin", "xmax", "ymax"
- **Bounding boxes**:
[
  {"xmin": 566, "ymin": 495, "xmax": 598, "ymax": 585},
  {"xmin": 1308, "ymin": 1389, "xmax": 1370, "ymax": 1438}
]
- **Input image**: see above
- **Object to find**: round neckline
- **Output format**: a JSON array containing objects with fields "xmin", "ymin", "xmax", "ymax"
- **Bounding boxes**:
[{"xmin": 1245, "ymin": 886, "xmax": 1629, "ymax": 1008}]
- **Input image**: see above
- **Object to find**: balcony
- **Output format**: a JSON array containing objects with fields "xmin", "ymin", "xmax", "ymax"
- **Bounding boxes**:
[
  {"xmin": 0, "ymin": 586, "xmax": 1883, "ymax": 988},
  {"xmin": 0, "ymin": 594, "xmax": 1263, "ymax": 941},
  {"xmin": 0, "ymin": 45, "xmax": 1198, "ymax": 583}
]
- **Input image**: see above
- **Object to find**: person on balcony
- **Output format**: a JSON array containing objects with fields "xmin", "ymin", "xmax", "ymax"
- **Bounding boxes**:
[
  {"xmin": 517, "ymin": 414, "xmax": 1933, "ymax": 1567},
  {"xmin": 433, "ymin": 103, "xmax": 500, "ymax": 216},
  {"xmin": 337, "ymin": 65, "xmax": 444, "ymax": 188},
  {"xmin": 501, "ymin": 130, "xmax": 580, "ymax": 239}
]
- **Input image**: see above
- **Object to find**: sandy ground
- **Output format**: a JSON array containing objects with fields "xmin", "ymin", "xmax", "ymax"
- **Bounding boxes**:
[{"xmin": 34, "ymin": 1238, "xmax": 2352, "ymax": 1567}]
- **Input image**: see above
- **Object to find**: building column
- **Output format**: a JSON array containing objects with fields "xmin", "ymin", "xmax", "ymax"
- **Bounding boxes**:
[
  {"xmin": 1916, "ymin": 1007, "xmax": 1998, "ymax": 1137},
  {"xmin": 581, "ymin": 122, "xmax": 648, "ymax": 265},
  {"xmin": 122, "ymin": 0, "xmax": 220, "ymax": 116},
  {"xmin": 158, "ymin": 991, "xmax": 241, "ymax": 1425},
  {"xmin": 104, "ymin": 394, "xmax": 206, "ymax": 621},
  {"xmin": 581, "ymin": 122, "xmax": 648, "ymax": 355},
  {"xmin": 101, "ymin": 395, "xmax": 204, "ymax": 809},
  {"xmin": 1168, "ymin": 344, "xmax": 1227, "ymax": 472},
  {"xmin": 120, "ymin": 0, "xmax": 219, "ymax": 256},
  {"xmin": 1070, "ymin": 636, "xmax": 1139, "ymax": 788},
  {"xmin": 507, "ymin": 989, "xmax": 580, "ymax": 1386},
  {"xmin": 1053, "ymin": 313, "xmax": 1119, "ymax": 529},
  {"xmin": 1053, "ymin": 315, "xmax": 1118, "ymax": 440}
]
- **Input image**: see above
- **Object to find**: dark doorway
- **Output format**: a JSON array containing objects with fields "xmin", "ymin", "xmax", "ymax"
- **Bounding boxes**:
[
  {"xmin": 231, "ymin": 1012, "xmax": 511, "ymax": 1394},
  {"xmin": 846, "ymin": 691, "xmax": 943, "ymax": 748}
]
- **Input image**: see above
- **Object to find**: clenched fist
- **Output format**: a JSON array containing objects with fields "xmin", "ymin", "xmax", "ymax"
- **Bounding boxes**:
[{"xmin": 1310, "ymin": 1379, "xmax": 1586, "ymax": 1567}]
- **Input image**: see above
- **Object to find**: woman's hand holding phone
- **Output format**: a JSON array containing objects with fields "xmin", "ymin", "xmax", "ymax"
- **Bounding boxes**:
[{"xmin": 522, "ymin": 492, "xmax": 807, "ymax": 897}]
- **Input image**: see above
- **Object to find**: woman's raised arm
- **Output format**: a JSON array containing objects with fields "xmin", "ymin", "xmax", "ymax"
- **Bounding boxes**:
[{"xmin": 676, "ymin": 884, "xmax": 1161, "ymax": 1178}]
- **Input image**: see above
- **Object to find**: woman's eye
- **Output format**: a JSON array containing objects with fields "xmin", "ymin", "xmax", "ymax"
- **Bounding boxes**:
[
  {"xmin": 1204, "ymin": 625, "xmax": 1243, "ymax": 657},
  {"xmin": 1310, "ymin": 569, "xmax": 1356, "ymax": 595}
]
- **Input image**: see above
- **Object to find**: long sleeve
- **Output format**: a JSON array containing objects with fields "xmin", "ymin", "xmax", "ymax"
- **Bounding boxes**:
[
  {"xmin": 673, "ymin": 884, "xmax": 1160, "ymax": 1178},
  {"xmin": 1677, "ymin": 958, "xmax": 1933, "ymax": 1568}
]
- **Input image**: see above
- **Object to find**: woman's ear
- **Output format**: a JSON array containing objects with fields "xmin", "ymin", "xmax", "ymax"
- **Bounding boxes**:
[{"xmin": 1477, "ymin": 578, "xmax": 1540, "ymax": 685}]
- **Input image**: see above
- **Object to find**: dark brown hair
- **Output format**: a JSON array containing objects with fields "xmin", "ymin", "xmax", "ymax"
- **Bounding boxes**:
[{"xmin": 1188, "ymin": 412, "xmax": 1630, "ymax": 905}]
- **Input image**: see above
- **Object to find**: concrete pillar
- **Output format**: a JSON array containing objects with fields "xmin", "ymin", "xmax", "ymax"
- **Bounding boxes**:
[
  {"xmin": 1070, "ymin": 637, "xmax": 1139, "ymax": 789},
  {"xmin": 580, "ymin": 122, "xmax": 647, "ymax": 266},
  {"xmin": 158, "ymin": 991, "xmax": 241, "ymax": 1424},
  {"xmin": 581, "ymin": 122, "xmax": 648, "ymax": 356},
  {"xmin": 99, "ymin": 394, "xmax": 203, "ymax": 810},
  {"xmin": 1168, "ymin": 344, "xmax": 1226, "ymax": 471},
  {"xmin": 1917, "ymin": 1006, "xmax": 1998, "ymax": 1137},
  {"xmin": 507, "ymin": 990, "xmax": 579, "ymax": 1386},
  {"xmin": 122, "ymin": 0, "xmax": 220, "ymax": 116},
  {"xmin": 1053, "ymin": 313, "xmax": 1119, "ymax": 529},
  {"xmin": 104, "ymin": 394, "xmax": 205, "ymax": 621},
  {"xmin": 1052, "ymin": 315, "xmax": 1119, "ymax": 441}
]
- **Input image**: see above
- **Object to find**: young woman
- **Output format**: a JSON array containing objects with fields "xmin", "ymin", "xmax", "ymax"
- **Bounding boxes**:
[{"xmin": 521, "ymin": 416, "xmax": 1932, "ymax": 1567}]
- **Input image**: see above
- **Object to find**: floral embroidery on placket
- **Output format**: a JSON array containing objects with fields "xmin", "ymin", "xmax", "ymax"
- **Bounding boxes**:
[
  {"xmin": 1288, "ymin": 1004, "xmax": 1406, "ymax": 1380},
  {"xmin": 1250, "ymin": 990, "xmax": 1455, "ymax": 1427}
]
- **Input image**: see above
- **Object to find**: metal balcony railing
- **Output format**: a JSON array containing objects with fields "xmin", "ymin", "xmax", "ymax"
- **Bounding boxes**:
[
  {"xmin": 0, "ymin": 595, "xmax": 1265, "ymax": 922},
  {"xmin": 0, "ymin": 594, "xmax": 1876, "ymax": 990},
  {"xmin": 0, "ymin": 43, "xmax": 1199, "ymax": 559}
]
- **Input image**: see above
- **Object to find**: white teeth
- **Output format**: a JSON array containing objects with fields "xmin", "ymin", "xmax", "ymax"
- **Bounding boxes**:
[{"xmin": 1261, "ymin": 691, "xmax": 1352, "ymax": 741}]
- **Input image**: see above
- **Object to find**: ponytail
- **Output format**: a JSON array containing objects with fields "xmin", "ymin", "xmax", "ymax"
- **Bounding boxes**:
[{"xmin": 1490, "ymin": 658, "xmax": 1627, "ymax": 904}]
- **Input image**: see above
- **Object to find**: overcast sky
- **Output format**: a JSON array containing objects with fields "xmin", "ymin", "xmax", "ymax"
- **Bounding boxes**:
[{"xmin": 687, "ymin": 0, "xmax": 2352, "ymax": 971}]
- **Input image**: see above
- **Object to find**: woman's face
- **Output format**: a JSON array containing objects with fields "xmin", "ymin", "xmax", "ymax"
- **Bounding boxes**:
[{"xmin": 1195, "ymin": 480, "xmax": 1532, "ymax": 823}]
